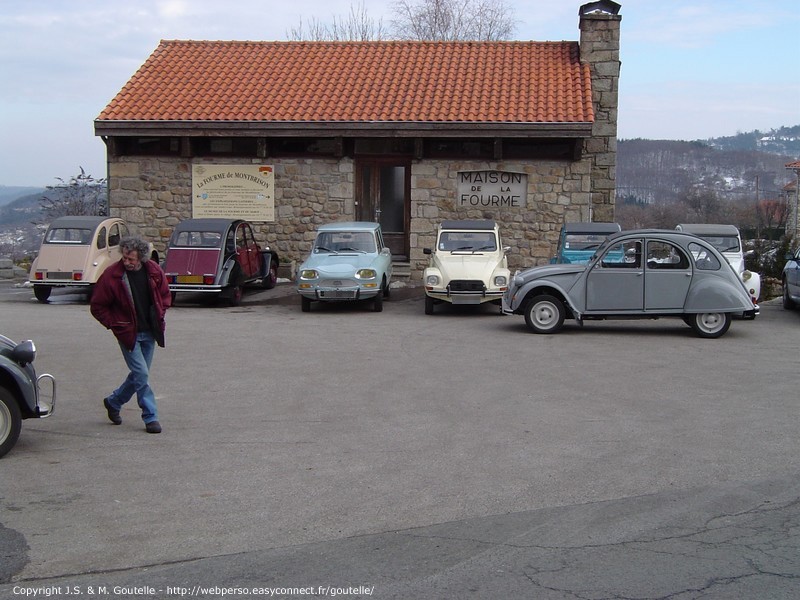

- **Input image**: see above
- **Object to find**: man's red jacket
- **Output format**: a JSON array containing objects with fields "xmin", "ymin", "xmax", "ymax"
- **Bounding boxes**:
[{"xmin": 90, "ymin": 260, "xmax": 172, "ymax": 351}]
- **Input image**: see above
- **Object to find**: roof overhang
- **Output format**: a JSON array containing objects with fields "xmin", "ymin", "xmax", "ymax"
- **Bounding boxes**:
[{"xmin": 94, "ymin": 120, "xmax": 593, "ymax": 139}]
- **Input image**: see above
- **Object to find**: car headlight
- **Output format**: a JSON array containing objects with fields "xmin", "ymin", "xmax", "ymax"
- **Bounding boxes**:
[
  {"xmin": 494, "ymin": 275, "xmax": 508, "ymax": 287},
  {"xmin": 426, "ymin": 275, "xmax": 440, "ymax": 286},
  {"xmin": 742, "ymin": 270, "xmax": 752, "ymax": 281},
  {"xmin": 355, "ymin": 269, "xmax": 377, "ymax": 279},
  {"xmin": 300, "ymin": 269, "xmax": 318, "ymax": 280}
]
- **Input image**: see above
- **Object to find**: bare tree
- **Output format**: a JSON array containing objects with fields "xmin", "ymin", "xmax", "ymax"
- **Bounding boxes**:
[
  {"xmin": 391, "ymin": 0, "xmax": 516, "ymax": 41},
  {"xmin": 39, "ymin": 167, "xmax": 107, "ymax": 221},
  {"xmin": 288, "ymin": 2, "xmax": 387, "ymax": 41}
]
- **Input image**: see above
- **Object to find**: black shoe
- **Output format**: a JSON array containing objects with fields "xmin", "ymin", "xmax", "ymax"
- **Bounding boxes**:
[
  {"xmin": 145, "ymin": 421, "xmax": 162, "ymax": 434},
  {"xmin": 104, "ymin": 398, "xmax": 121, "ymax": 425}
]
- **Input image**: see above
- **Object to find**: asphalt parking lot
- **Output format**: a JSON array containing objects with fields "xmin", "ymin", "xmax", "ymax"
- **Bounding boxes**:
[{"xmin": 1, "ymin": 279, "xmax": 799, "ymax": 599}]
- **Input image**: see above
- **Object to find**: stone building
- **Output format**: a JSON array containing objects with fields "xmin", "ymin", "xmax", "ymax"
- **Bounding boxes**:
[{"xmin": 94, "ymin": 1, "xmax": 622, "ymax": 279}]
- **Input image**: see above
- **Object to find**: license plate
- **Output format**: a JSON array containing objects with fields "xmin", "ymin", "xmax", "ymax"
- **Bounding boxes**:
[{"xmin": 177, "ymin": 275, "xmax": 204, "ymax": 284}]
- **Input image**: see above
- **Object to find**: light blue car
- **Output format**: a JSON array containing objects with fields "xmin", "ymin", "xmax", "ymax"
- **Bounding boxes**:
[{"xmin": 297, "ymin": 222, "xmax": 393, "ymax": 312}]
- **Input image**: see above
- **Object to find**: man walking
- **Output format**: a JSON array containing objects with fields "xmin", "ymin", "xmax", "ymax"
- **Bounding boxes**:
[{"xmin": 90, "ymin": 236, "xmax": 172, "ymax": 433}]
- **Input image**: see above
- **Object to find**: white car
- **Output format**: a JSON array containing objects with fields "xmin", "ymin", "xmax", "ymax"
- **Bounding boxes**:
[
  {"xmin": 676, "ymin": 224, "xmax": 761, "ymax": 303},
  {"xmin": 423, "ymin": 220, "xmax": 510, "ymax": 314}
]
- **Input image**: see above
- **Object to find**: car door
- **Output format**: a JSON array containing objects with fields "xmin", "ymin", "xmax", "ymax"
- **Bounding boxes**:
[
  {"xmin": 643, "ymin": 240, "xmax": 692, "ymax": 310},
  {"xmin": 585, "ymin": 238, "xmax": 644, "ymax": 311},
  {"xmin": 788, "ymin": 249, "xmax": 800, "ymax": 297},
  {"xmin": 234, "ymin": 223, "xmax": 258, "ymax": 279}
]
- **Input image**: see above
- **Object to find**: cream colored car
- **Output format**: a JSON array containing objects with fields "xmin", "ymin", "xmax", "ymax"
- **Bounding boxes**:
[
  {"xmin": 29, "ymin": 216, "xmax": 152, "ymax": 303},
  {"xmin": 423, "ymin": 220, "xmax": 510, "ymax": 314}
]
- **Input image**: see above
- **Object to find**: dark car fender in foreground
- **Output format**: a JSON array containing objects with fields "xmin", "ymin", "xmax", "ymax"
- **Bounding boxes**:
[{"xmin": 0, "ymin": 335, "xmax": 56, "ymax": 458}]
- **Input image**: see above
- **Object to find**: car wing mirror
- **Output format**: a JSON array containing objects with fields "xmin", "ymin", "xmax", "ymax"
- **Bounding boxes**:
[{"xmin": 503, "ymin": 246, "xmax": 511, "ymax": 254}]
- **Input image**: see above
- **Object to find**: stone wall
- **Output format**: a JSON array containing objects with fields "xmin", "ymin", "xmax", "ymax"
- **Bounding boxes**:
[{"xmin": 108, "ymin": 154, "xmax": 597, "ymax": 278}]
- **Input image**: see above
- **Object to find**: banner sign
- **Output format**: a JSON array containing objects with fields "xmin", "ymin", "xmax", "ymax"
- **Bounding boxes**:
[{"xmin": 192, "ymin": 165, "xmax": 275, "ymax": 221}]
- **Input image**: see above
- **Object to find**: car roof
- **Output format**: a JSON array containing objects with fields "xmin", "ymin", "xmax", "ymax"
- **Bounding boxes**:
[
  {"xmin": 317, "ymin": 221, "xmax": 380, "ymax": 232},
  {"xmin": 48, "ymin": 216, "xmax": 114, "ymax": 229},
  {"xmin": 562, "ymin": 222, "xmax": 621, "ymax": 234},
  {"xmin": 675, "ymin": 223, "xmax": 740, "ymax": 236},
  {"xmin": 605, "ymin": 228, "xmax": 714, "ymax": 244},
  {"xmin": 173, "ymin": 218, "xmax": 243, "ymax": 234},
  {"xmin": 439, "ymin": 219, "xmax": 497, "ymax": 230}
]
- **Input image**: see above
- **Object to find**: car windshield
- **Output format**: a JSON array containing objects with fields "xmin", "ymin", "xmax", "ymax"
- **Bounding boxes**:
[
  {"xmin": 44, "ymin": 227, "xmax": 93, "ymax": 244},
  {"xmin": 697, "ymin": 235, "xmax": 740, "ymax": 253},
  {"xmin": 314, "ymin": 231, "xmax": 376, "ymax": 253},
  {"xmin": 172, "ymin": 231, "xmax": 223, "ymax": 248},
  {"xmin": 438, "ymin": 231, "xmax": 497, "ymax": 252},
  {"xmin": 564, "ymin": 233, "xmax": 607, "ymax": 251}
]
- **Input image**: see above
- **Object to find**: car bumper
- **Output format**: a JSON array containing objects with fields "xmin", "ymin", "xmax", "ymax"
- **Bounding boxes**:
[
  {"xmin": 168, "ymin": 284, "xmax": 224, "ymax": 293},
  {"xmin": 30, "ymin": 280, "xmax": 92, "ymax": 288},
  {"xmin": 298, "ymin": 286, "xmax": 380, "ymax": 301},
  {"xmin": 426, "ymin": 289, "xmax": 505, "ymax": 305}
]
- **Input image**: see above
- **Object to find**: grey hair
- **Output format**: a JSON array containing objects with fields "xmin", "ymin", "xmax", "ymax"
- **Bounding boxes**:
[{"xmin": 120, "ymin": 236, "xmax": 150, "ymax": 260}]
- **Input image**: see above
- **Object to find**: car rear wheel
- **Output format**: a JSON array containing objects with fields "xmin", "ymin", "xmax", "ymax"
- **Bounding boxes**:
[
  {"xmin": 33, "ymin": 285, "xmax": 51, "ymax": 303},
  {"xmin": 783, "ymin": 278, "xmax": 796, "ymax": 310},
  {"xmin": 382, "ymin": 277, "xmax": 390, "ymax": 298},
  {"xmin": 226, "ymin": 264, "xmax": 244, "ymax": 307},
  {"xmin": 0, "ymin": 386, "xmax": 23, "ymax": 459},
  {"xmin": 524, "ymin": 295, "xmax": 565, "ymax": 334},
  {"xmin": 689, "ymin": 312, "xmax": 731, "ymax": 338}
]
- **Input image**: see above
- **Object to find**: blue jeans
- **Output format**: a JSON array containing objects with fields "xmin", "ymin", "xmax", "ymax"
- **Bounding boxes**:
[{"xmin": 107, "ymin": 332, "xmax": 158, "ymax": 423}]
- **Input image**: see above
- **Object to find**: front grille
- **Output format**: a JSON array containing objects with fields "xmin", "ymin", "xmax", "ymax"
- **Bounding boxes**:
[
  {"xmin": 319, "ymin": 290, "xmax": 358, "ymax": 299},
  {"xmin": 448, "ymin": 280, "xmax": 485, "ymax": 292}
]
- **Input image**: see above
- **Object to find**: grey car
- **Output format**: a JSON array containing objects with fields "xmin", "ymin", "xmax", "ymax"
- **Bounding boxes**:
[
  {"xmin": 783, "ymin": 246, "xmax": 800, "ymax": 310},
  {"xmin": 503, "ymin": 229, "xmax": 758, "ymax": 338}
]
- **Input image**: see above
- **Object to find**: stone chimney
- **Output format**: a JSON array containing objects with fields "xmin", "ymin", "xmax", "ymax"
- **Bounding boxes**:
[{"xmin": 579, "ymin": 0, "xmax": 621, "ymax": 222}]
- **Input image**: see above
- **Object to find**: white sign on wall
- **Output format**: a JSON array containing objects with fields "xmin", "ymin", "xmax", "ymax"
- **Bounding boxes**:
[
  {"xmin": 192, "ymin": 164, "xmax": 275, "ymax": 221},
  {"xmin": 457, "ymin": 171, "xmax": 527, "ymax": 209}
]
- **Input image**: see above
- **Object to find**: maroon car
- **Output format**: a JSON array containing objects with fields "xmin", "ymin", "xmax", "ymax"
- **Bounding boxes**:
[{"xmin": 163, "ymin": 219, "xmax": 279, "ymax": 306}]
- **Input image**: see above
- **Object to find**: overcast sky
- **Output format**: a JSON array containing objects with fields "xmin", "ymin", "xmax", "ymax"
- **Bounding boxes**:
[{"xmin": 1, "ymin": 0, "xmax": 797, "ymax": 186}]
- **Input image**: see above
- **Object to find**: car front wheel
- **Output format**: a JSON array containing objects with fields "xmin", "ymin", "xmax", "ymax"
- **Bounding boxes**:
[
  {"xmin": 301, "ymin": 296, "xmax": 312, "ymax": 312},
  {"xmin": 689, "ymin": 312, "xmax": 731, "ymax": 338},
  {"xmin": 425, "ymin": 295, "xmax": 435, "ymax": 315},
  {"xmin": 262, "ymin": 261, "xmax": 278, "ymax": 289},
  {"xmin": 372, "ymin": 292, "xmax": 383, "ymax": 312},
  {"xmin": 0, "ymin": 386, "xmax": 23, "ymax": 459},
  {"xmin": 524, "ymin": 294, "xmax": 565, "ymax": 334}
]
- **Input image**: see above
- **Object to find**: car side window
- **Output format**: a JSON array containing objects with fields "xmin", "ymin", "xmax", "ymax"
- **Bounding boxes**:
[
  {"xmin": 689, "ymin": 243, "xmax": 721, "ymax": 270},
  {"xmin": 96, "ymin": 226, "xmax": 107, "ymax": 249},
  {"xmin": 108, "ymin": 224, "xmax": 121, "ymax": 247},
  {"xmin": 646, "ymin": 241, "xmax": 689, "ymax": 270},
  {"xmin": 236, "ymin": 225, "xmax": 247, "ymax": 249},
  {"xmin": 599, "ymin": 240, "xmax": 641, "ymax": 268}
]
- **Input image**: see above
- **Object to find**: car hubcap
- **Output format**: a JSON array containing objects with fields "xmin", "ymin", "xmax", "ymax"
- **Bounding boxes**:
[
  {"xmin": 534, "ymin": 302, "xmax": 556, "ymax": 327},
  {"xmin": 0, "ymin": 403, "xmax": 11, "ymax": 442},
  {"xmin": 697, "ymin": 313, "xmax": 723, "ymax": 333}
]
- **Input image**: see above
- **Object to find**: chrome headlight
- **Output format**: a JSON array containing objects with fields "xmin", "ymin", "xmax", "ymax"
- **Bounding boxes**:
[
  {"xmin": 742, "ymin": 270, "xmax": 752, "ymax": 282},
  {"xmin": 355, "ymin": 269, "xmax": 377, "ymax": 279},
  {"xmin": 494, "ymin": 275, "xmax": 508, "ymax": 287},
  {"xmin": 299, "ymin": 269, "xmax": 318, "ymax": 280},
  {"xmin": 426, "ymin": 275, "xmax": 440, "ymax": 286}
]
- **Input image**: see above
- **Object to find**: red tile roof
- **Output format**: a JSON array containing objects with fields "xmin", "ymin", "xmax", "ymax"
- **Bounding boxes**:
[{"xmin": 97, "ymin": 40, "xmax": 594, "ymax": 127}]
